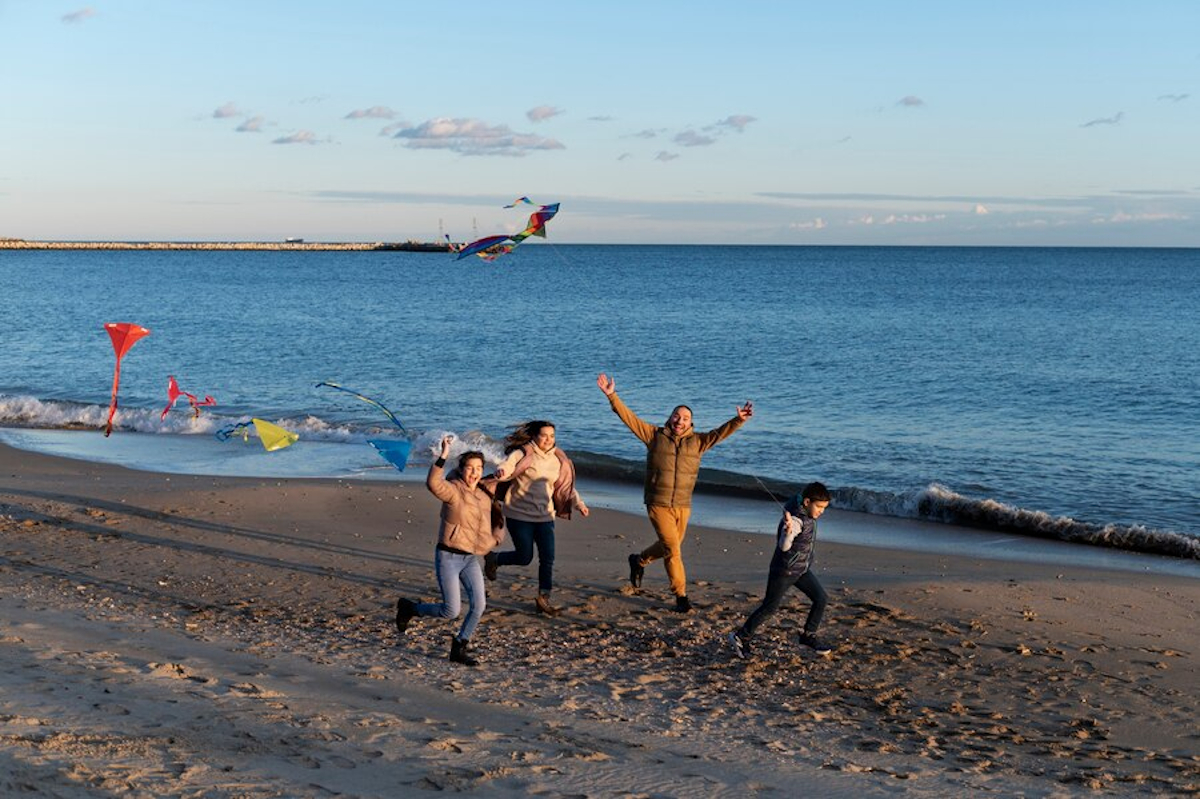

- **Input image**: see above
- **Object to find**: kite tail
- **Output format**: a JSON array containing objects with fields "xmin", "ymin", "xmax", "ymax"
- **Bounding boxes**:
[
  {"xmin": 315, "ymin": 382, "xmax": 406, "ymax": 431},
  {"xmin": 214, "ymin": 422, "xmax": 252, "ymax": 442},
  {"xmin": 104, "ymin": 364, "xmax": 121, "ymax": 437}
]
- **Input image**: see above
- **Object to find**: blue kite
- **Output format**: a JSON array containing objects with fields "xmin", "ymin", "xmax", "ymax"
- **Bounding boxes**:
[{"xmin": 316, "ymin": 381, "xmax": 412, "ymax": 471}]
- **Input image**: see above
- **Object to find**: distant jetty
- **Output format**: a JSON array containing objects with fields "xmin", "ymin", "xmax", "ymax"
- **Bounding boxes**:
[{"xmin": 0, "ymin": 238, "xmax": 452, "ymax": 252}]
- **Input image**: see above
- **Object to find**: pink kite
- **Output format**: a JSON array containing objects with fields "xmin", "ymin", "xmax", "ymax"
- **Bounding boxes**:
[
  {"xmin": 161, "ymin": 375, "xmax": 216, "ymax": 420},
  {"xmin": 103, "ymin": 322, "xmax": 150, "ymax": 437}
]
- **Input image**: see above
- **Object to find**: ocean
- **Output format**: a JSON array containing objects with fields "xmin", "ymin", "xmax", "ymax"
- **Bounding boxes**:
[{"xmin": 1, "ymin": 245, "xmax": 1197, "ymax": 564}]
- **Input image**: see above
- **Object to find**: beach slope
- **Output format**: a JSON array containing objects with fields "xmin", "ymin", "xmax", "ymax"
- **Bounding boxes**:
[{"xmin": 0, "ymin": 443, "xmax": 1195, "ymax": 797}]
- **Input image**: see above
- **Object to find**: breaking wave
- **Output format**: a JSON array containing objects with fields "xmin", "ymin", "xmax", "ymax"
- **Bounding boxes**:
[
  {"xmin": 0, "ymin": 393, "xmax": 509, "ymax": 467},
  {"xmin": 0, "ymin": 394, "xmax": 398, "ymax": 444},
  {"xmin": 570, "ymin": 452, "xmax": 1199, "ymax": 561},
  {"xmin": 3, "ymin": 395, "xmax": 1195, "ymax": 561},
  {"xmin": 831, "ymin": 484, "xmax": 1196, "ymax": 561}
]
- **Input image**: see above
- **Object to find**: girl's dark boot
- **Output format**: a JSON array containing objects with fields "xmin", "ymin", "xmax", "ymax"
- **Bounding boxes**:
[{"xmin": 449, "ymin": 637, "xmax": 478, "ymax": 667}]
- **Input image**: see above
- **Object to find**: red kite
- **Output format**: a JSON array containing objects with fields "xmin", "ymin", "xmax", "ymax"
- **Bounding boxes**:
[
  {"xmin": 103, "ymin": 322, "xmax": 150, "ymax": 436},
  {"xmin": 161, "ymin": 375, "xmax": 216, "ymax": 420}
]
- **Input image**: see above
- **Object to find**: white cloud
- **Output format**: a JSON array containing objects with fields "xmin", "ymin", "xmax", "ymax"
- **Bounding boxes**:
[
  {"xmin": 1157, "ymin": 93, "xmax": 1189, "ymax": 103},
  {"xmin": 1080, "ymin": 112, "xmax": 1123, "ymax": 128},
  {"xmin": 626, "ymin": 129, "xmax": 660, "ymax": 139},
  {"xmin": 212, "ymin": 102, "xmax": 241, "ymax": 119},
  {"xmin": 849, "ymin": 212, "xmax": 943, "ymax": 226},
  {"xmin": 61, "ymin": 7, "xmax": 95, "ymax": 23},
  {"xmin": 236, "ymin": 116, "xmax": 266, "ymax": 133},
  {"xmin": 789, "ymin": 218, "xmax": 826, "ymax": 230},
  {"xmin": 527, "ymin": 105, "xmax": 564, "ymax": 122},
  {"xmin": 345, "ymin": 106, "xmax": 397, "ymax": 120},
  {"xmin": 1093, "ymin": 210, "xmax": 1188, "ymax": 224},
  {"xmin": 714, "ymin": 115, "xmax": 756, "ymax": 132},
  {"xmin": 272, "ymin": 130, "xmax": 328, "ymax": 145},
  {"xmin": 617, "ymin": 152, "xmax": 633, "ymax": 161},
  {"xmin": 393, "ymin": 117, "xmax": 565, "ymax": 157},
  {"xmin": 880, "ymin": 213, "xmax": 946, "ymax": 225},
  {"xmin": 974, "ymin": 204, "xmax": 989, "ymax": 215},
  {"xmin": 897, "ymin": 95, "xmax": 925, "ymax": 107},
  {"xmin": 654, "ymin": 151, "xmax": 679, "ymax": 162},
  {"xmin": 674, "ymin": 130, "xmax": 716, "ymax": 147}
]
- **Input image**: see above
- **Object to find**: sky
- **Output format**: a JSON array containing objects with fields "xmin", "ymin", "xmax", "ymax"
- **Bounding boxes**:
[{"xmin": 1, "ymin": 1, "xmax": 1198, "ymax": 246}]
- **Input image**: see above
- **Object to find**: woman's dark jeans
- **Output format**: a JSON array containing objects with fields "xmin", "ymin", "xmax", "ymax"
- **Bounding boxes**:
[{"xmin": 497, "ymin": 518, "xmax": 556, "ymax": 594}]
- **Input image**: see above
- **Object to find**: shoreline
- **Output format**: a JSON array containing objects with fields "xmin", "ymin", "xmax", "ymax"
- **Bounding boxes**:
[
  {"xmin": 1, "ymin": 441, "xmax": 1197, "ymax": 795},
  {"xmin": 2, "ymin": 426, "xmax": 1197, "ymax": 577}
]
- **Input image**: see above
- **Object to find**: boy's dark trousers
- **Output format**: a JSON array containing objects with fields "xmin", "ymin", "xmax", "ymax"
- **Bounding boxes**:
[{"xmin": 739, "ymin": 570, "xmax": 827, "ymax": 639}]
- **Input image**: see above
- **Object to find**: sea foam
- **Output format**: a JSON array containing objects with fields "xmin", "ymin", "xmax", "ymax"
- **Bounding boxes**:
[{"xmin": 835, "ymin": 483, "xmax": 1199, "ymax": 560}]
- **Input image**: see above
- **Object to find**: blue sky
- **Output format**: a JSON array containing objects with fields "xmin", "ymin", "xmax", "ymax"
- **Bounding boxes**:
[{"xmin": 2, "ymin": 2, "xmax": 1197, "ymax": 245}]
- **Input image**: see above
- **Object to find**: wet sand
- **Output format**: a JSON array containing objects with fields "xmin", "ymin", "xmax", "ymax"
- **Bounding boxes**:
[{"xmin": 0, "ymin": 442, "xmax": 1196, "ymax": 797}]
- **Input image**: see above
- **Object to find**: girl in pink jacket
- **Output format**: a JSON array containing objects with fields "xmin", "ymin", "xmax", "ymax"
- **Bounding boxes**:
[{"xmin": 395, "ymin": 436, "xmax": 503, "ymax": 666}]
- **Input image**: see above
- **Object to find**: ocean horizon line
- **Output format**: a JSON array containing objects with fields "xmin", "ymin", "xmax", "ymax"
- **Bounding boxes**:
[{"xmin": 2, "ymin": 239, "xmax": 1198, "ymax": 251}]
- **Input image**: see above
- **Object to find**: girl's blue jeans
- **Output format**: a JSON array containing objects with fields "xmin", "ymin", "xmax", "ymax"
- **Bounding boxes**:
[{"xmin": 415, "ymin": 548, "xmax": 486, "ymax": 641}]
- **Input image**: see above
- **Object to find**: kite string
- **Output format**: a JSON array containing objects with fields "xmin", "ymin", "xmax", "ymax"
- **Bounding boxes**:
[
  {"xmin": 546, "ymin": 240, "xmax": 585, "ymax": 269},
  {"xmin": 752, "ymin": 473, "xmax": 787, "ymax": 512}
]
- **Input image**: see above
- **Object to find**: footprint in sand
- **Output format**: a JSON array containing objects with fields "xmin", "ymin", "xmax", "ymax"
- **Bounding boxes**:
[
  {"xmin": 228, "ymin": 682, "xmax": 284, "ymax": 698},
  {"xmin": 0, "ymin": 714, "xmax": 49, "ymax": 727},
  {"xmin": 146, "ymin": 662, "xmax": 215, "ymax": 684},
  {"xmin": 411, "ymin": 768, "xmax": 491, "ymax": 791}
]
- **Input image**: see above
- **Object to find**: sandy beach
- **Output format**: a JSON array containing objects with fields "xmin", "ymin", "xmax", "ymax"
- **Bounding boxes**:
[{"xmin": 0, "ymin": 442, "xmax": 1196, "ymax": 797}]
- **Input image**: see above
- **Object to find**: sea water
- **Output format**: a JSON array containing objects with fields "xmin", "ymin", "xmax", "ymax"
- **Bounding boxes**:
[{"xmin": 0, "ymin": 245, "xmax": 1197, "ymax": 563}]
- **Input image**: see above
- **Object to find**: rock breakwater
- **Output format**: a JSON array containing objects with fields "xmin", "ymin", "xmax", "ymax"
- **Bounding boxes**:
[{"xmin": 0, "ymin": 239, "xmax": 449, "ymax": 252}]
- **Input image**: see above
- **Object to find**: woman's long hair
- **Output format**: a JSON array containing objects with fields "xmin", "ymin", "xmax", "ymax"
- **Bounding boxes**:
[{"xmin": 503, "ymin": 420, "xmax": 555, "ymax": 454}]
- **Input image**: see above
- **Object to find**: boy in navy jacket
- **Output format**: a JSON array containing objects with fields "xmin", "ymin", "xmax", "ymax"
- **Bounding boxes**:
[{"xmin": 729, "ymin": 482, "xmax": 832, "ymax": 658}]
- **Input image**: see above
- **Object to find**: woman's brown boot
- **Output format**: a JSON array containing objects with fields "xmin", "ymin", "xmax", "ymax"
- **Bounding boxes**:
[{"xmin": 535, "ymin": 593, "xmax": 561, "ymax": 617}]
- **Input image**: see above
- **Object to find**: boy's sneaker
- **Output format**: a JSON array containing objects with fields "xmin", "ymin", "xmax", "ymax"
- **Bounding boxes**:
[
  {"xmin": 728, "ymin": 630, "xmax": 751, "ymax": 659},
  {"xmin": 797, "ymin": 632, "xmax": 832, "ymax": 655},
  {"xmin": 628, "ymin": 554, "xmax": 644, "ymax": 588}
]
